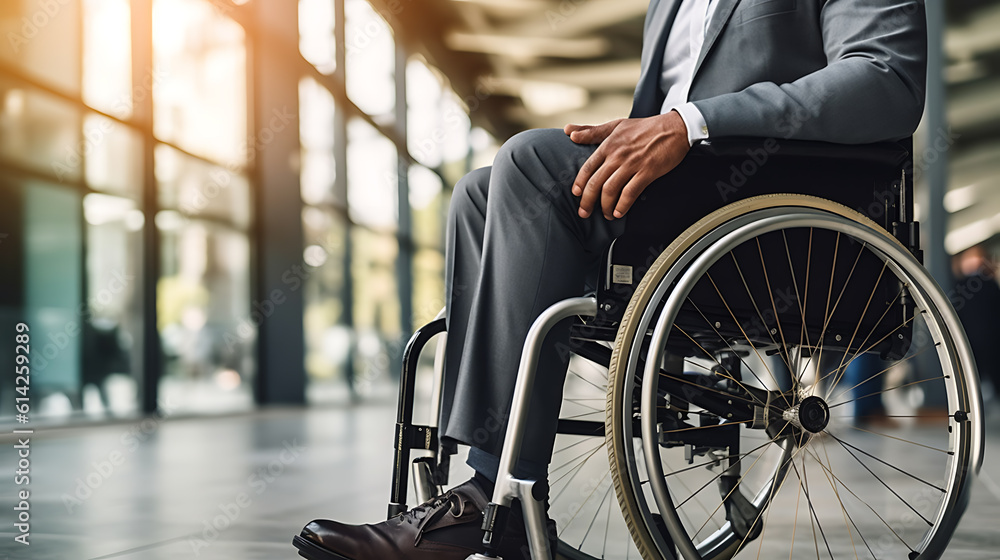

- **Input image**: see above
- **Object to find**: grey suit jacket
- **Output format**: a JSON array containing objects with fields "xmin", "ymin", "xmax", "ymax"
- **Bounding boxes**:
[{"xmin": 630, "ymin": 0, "xmax": 927, "ymax": 143}]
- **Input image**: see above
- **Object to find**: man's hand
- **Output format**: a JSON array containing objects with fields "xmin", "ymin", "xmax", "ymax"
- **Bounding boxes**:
[{"xmin": 564, "ymin": 111, "xmax": 690, "ymax": 220}]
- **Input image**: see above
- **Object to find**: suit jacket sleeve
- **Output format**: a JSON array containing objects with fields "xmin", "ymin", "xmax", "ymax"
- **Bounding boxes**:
[{"xmin": 691, "ymin": 0, "xmax": 927, "ymax": 144}]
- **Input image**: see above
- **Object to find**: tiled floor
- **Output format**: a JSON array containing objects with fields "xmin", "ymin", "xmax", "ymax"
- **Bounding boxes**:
[{"xmin": 0, "ymin": 397, "xmax": 997, "ymax": 560}]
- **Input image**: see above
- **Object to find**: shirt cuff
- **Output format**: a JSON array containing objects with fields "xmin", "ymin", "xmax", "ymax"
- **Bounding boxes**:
[{"xmin": 670, "ymin": 103, "xmax": 710, "ymax": 146}]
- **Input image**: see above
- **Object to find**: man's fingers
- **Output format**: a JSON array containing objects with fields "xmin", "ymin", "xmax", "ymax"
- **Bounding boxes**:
[
  {"xmin": 572, "ymin": 149, "xmax": 604, "ymax": 197},
  {"xmin": 600, "ymin": 167, "xmax": 634, "ymax": 219},
  {"xmin": 565, "ymin": 119, "xmax": 621, "ymax": 145},
  {"xmin": 613, "ymin": 173, "xmax": 652, "ymax": 218},
  {"xmin": 583, "ymin": 161, "xmax": 618, "ymax": 218},
  {"xmin": 576, "ymin": 154, "xmax": 610, "ymax": 218}
]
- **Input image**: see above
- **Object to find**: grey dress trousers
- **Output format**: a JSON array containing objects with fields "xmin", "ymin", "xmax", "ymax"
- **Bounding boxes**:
[{"xmin": 439, "ymin": 128, "xmax": 626, "ymax": 477}]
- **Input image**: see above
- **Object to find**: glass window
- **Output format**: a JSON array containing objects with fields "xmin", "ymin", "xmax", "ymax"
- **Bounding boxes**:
[
  {"xmin": 347, "ymin": 118, "xmax": 398, "ymax": 229},
  {"xmin": 300, "ymin": 77, "xmax": 338, "ymax": 207},
  {"xmin": 413, "ymin": 248, "xmax": 445, "ymax": 330},
  {"xmin": 152, "ymin": 0, "xmax": 247, "ymax": 166},
  {"xmin": 407, "ymin": 59, "xmax": 443, "ymax": 168},
  {"xmin": 302, "ymin": 207, "xmax": 351, "ymax": 401},
  {"xmin": 85, "ymin": 113, "xmax": 143, "ymax": 198},
  {"xmin": 438, "ymin": 90, "xmax": 471, "ymax": 185},
  {"xmin": 0, "ymin": 0, "xmax": 82, "ymax": 93},
  {"xmin": 345, "ymin": 0, "xmax": 394, "ymax": 118},
  {"xmin": 82, "ymin": 0, "xmax": 133, "ymax": 117},
  {"xmin": 299, "ymin": 0, "xmax": 336, "ymax": 75},
  {"xmin": 156, "ymin": 144, "xmax": 252, "ymax": 228},
  {"xmin": 83, "ymin": 192, "xmax": 144, "ymax": 416},
  {"xmin": 470, "ymin": 126, "xmax": 500, "ymax": 170},
  {"xmin": 23, "ymin": 182, "xmax": 83, "ymax": 417},
  {"xmin": 157, "ymin": 218, "xmax": 254, "ymax": 413},
  {"xmin": 0, "ymin": 79, "xmax": 81, "ymax": 181},
  {"xmin": 351, "ymin": 226, "xmax": 400, "ymax": 388},
  {"xmin": 409, "ymin": 164, "xmax": 443, "ymax": 249}
]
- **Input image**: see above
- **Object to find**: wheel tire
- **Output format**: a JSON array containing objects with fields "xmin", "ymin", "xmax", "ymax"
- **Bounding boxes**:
[{"xmin": 606, "ymin": 194, "xmax": 984, "ymax": 560}]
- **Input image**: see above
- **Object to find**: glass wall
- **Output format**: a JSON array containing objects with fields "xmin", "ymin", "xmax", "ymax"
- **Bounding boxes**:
[
  {"xmin": 0, "ymin": 0, "xmax": 257, "ymax": 422},
  {"xmin": 0, "ymin": 0, "xmax": 145, "ymax": 421},
  {"xmin": 0, "ymin": 0, "xmax": 475, "ymax": 422},
  {"xmin": 297, "ymin": 2, "xmax": 475, "ymax": 403}
]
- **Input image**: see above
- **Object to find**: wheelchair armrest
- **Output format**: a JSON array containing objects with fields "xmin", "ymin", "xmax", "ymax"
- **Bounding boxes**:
[{"xmin": 692, "ymin": 137, "xmax": 911, "ymax": 169}]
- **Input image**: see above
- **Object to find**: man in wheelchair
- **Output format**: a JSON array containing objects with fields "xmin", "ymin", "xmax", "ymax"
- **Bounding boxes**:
[{"xmin": 293, "ymin": 1, "xmax": 948, "ymax": 559}]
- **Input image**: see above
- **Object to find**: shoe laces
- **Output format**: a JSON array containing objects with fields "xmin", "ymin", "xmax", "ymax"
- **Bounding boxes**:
[{"xmin": 401, "ymin": 491, "xmax": 472, "ymax": 546}]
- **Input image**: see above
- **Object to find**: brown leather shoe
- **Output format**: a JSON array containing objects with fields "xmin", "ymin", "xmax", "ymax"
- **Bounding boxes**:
[{"xmin": 293, "ymin": 478, "xmax": 553, "ymax": 560}]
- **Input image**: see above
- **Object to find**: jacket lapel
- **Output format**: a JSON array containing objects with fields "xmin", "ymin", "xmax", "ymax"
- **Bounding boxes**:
[
  {"xmin": 691, "ymin": 0, "xmax": 742, "ymax": 82},
  {"xmin": 630, "ymin": 0, "xmax": 681, "ymax": 117}
]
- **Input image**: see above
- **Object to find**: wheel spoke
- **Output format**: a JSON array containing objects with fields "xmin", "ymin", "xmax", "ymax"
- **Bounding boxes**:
[
  {"xmin": 830, "ymin": 374, "xmax": 947, "ymax": 410},
  {"xmin": 679, "ymin": 303, "xmax": 770, "ymax": 407},
  {"xmin": 664, "ymin": 442, "xmax": 772, "ymax": 479},
  {"xmin": 756, "ymin": 237, "xmax": 795, "ymax": 392},
  {"xmin": 706, "ymin": 270, "xmax": 792, "ymax": 405},
  {"xmin": 564, "ymin": 470, "xmax": 610, "ymax": 537},
  {"xmin": 827, "ymin": 432, "xmax": 947, "ymax": 492},
  {"xmin": 830, "ymin": 434, "xmax": 934, "ymax": 525},
  {"xmin": 826, "ymin": 342, "xmax": 939, "ymax": 404},
  {"xmin": 725, "ymin": 254, "xmax": 796, "ymax": 397},
  {"xmin": 551, "ymin": 441, "xmax": 605, "ymax": 481},
  {"xmin": 788, "ymin": 459, "xmax": 804, "ymax": 560},
  {"xmin": 824, "ymin": 258, "xmax": 890, "ymax": 394},
  {"xmin": 553, "ymin": 436, "xmax": 598, "ymax": 457},
  {"xmin": 817, "ymin": 283, "xmax": 906, "ymax": 390},
  {"xmin": 802, "ymin": 446, "xmax": 917, "ymax": 554},
  {"xmin": 676, "ymin": 440, "xmax": 773, "ymax": 511},
  {"xmin": 792, "ymin": 455, "xmax": 835, "ymax": 559},
  {"xmin": 690, "ymin": 424, "xmax": 795, "ymax": 538},
  {"xmin": 815, "ymin": 438, "xmax": 860, "ymax": 559},
  {"xmin": 800, "ymin": 239, "xmax": 868, "ymax": 390},
  {"xmin": 843, "ymin": 424, "xmax": 952, "ymax": 455},
  {"xmin": 731, "ymin": 440, "xmax": 811, "ymax": 555},
  {"xmin": 571, "ymin": 370, "xmax": 606, "ymax": 393},
  {"xmin": 657, "ymin": 370, "xmax": 762, "ymax": 407}
]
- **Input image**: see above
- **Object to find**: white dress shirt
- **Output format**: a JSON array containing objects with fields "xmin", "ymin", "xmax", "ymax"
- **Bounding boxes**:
[{"xmin": 659, "ymin": 0, "xmax": 718, "ymax": 146}]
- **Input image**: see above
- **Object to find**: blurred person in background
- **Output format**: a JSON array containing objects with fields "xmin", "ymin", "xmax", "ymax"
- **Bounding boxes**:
[{"xmin": 953, "ymin": 245, "xmax": 1000, "ymax": 399}]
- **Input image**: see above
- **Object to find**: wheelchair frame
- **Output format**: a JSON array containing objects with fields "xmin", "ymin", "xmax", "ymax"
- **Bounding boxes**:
[{"xmin": 386, "ymin": 138, "xmax": 982, "ymax": 560}]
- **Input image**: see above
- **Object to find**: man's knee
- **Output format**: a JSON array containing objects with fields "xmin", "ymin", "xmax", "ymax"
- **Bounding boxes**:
[
  {"xmin": 495, "ymin": 129, "xmax": 580, "ymax": 173},
  {"xmin": 493, "ymin": 129, "xmax": 587, "ymax": 200},
  {"xmin": 450, "ymin": 166, "xmax": 490, "ymax": 217}
]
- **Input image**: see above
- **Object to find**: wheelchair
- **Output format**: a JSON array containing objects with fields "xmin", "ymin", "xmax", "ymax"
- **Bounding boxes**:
[{"xmin": 387, "ymin": 138, "xmax": 985, "ymax": 560}]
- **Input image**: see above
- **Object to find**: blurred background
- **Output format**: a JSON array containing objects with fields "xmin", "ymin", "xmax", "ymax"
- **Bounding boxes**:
[{"xmin": 0, "ymin": 0, "xmax": 998, "ymax": 424}]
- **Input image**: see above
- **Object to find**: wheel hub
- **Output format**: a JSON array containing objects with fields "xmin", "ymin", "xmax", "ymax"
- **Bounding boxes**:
[{"xmin": 782, "ymin": 395, "xmax": 830, "ymax": 434}]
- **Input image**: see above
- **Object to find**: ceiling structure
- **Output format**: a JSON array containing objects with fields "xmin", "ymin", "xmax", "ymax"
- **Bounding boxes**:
[
  {"xmin": 384, "ymin": 0, "xmax": 646, "ymax": 139},
  {"xmin": 387, "ymin": 0, "xmax": 1000, "ymax": 254}
]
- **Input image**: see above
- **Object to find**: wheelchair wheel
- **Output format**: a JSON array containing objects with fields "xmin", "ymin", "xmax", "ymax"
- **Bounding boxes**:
[
  {"xmin": 606, "ymin": 194, "xmax": 984, "ymax": 560},
  {"xmin": 550, "ymin": 348, "xmax": 643, "ymax": 559}
]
